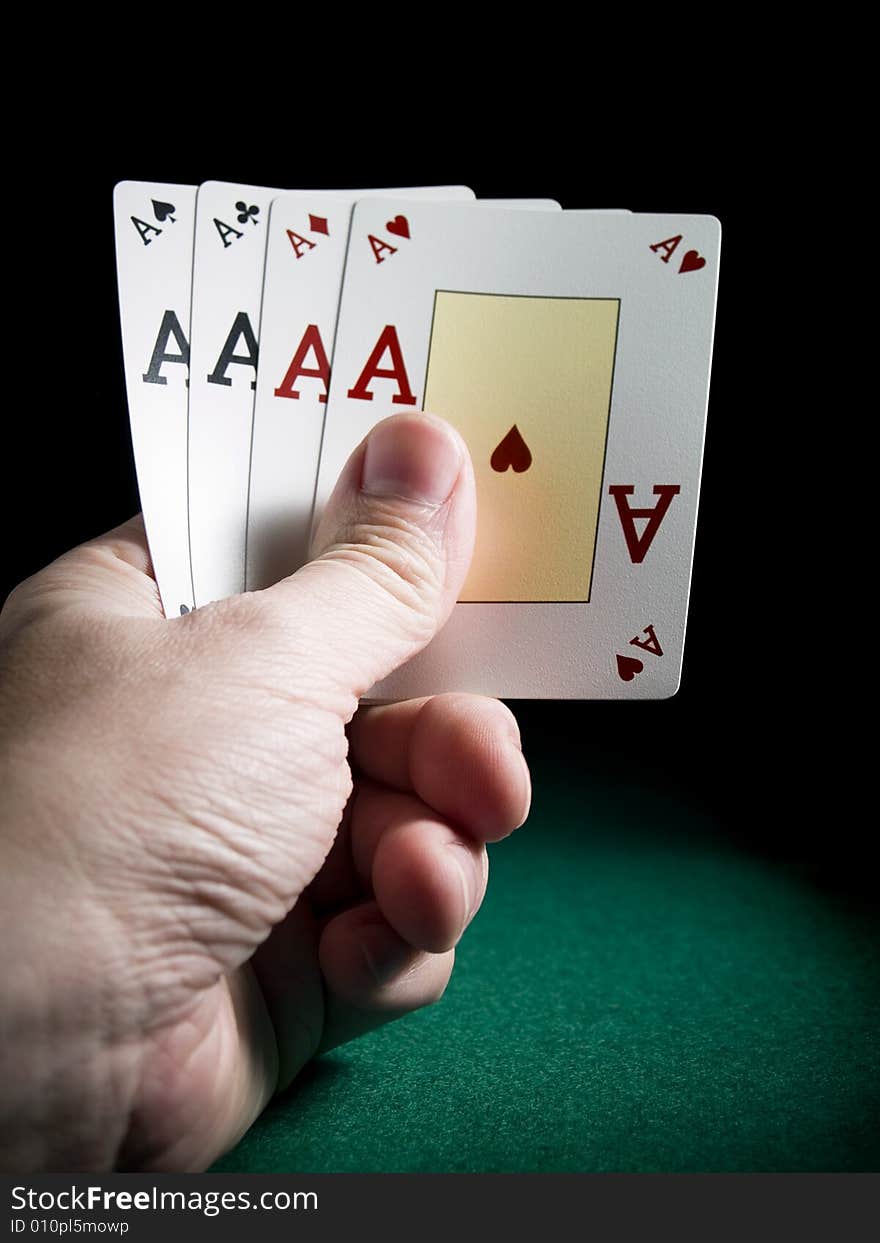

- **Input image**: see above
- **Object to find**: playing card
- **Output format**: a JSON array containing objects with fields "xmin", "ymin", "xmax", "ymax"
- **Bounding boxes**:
[
  {"xmin": 186, "ymin": 181, "xmax": 281, "ymax": 606},
  {"xmin": 113, "ymin": 180, "xmax": 197, "ymax": 617},
  {"xmin": 189, "ymin": 183, "xmax": 475, "ymax": 604},
  {"xmin": 242, "ymin": 187, "xmax": 477, "ymax": 592},
  {"xmin": 315, "ymin": 202, "xmax": 720, "ymax": 699}
]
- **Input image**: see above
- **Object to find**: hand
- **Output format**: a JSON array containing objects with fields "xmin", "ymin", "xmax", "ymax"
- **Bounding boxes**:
[{"xmin": 0, "ymin": 413, "xmax": 530, "ymax": 1172}]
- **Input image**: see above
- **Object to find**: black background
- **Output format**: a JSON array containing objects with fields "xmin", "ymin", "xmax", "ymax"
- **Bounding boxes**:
[{"xmin": 4, "ymin": 67, "xmax": 825, "ymax": 876}]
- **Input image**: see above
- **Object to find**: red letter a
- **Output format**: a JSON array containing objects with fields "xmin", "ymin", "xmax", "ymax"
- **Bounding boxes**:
[
  {"xmin": 630, "ymin": 624, "xmax": 663, "ymax": 656},
  {"xmin": 287, "ymin": 230, "xmax": 317, "ymax": 260},
  {"xmin": 649, "ymin": 234, "xmax": 682, "ymax": 264},
  {"xmin": 608, "ymin": 485, "xmax": 681, "ymax": 563},
  {"xmin": 347, "ymin": 326, "xmax": 417, "ymax": 405},
  {"xmin": 368, "ymin": 234, "xmax": 398, "ymax": 264},
  {"xmin": 274, "ymin": 324, "xmax": 330, "ymax": 403}
]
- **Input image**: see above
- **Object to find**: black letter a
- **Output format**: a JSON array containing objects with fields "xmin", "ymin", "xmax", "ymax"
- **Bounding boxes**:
[
  {"xmin": 142, "ymin": 310, "xmax": 189, "ymax": 385},
  {"xmin": 206, "ymin": 312, "xmax": 259, "ymax": 389}
]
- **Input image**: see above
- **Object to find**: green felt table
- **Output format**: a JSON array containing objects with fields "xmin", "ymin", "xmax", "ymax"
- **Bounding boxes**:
[{"xmin": 211, "ymin": 748, "xmax": 879, "ymax": 1173}]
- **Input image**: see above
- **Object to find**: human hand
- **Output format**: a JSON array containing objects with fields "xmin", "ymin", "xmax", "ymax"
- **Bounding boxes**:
[{"xmin": 0, "ymin": 413, "xmax": 530, "ymax": 1172}]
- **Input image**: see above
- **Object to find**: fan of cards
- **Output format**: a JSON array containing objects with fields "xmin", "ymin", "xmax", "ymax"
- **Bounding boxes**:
[{"xmin": 113, "ymin": 180, "xmax": 720, "ymax": 699}]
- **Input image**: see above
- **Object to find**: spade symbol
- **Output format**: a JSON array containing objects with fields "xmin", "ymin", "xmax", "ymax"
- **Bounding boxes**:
[
  {"xmin": 152, "ymin": 199, "xmax": 176, "ymax": 223},
  {"xmin": 490, "ymin": 424, "xmax": 532, "ymax": 473}
]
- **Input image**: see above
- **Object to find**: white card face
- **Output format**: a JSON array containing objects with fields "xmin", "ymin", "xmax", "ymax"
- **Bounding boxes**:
[
  {"xmin": 113, "ymin": 181, "xmax": 197, "ymax": 617},
  {"xmin": 187, "ymin": 181, "xmax": 281, "ymax": 605},
  {"xmin": 316, "ymin": 202, "xmax": 721, "ymax": 699},
  {"xmin": 190, "ymin": 183, "xmax": 475, "ymax": 603},
  {"xmin": 243, "ymin": 186, "xmax": 476, "ymax": 591}
]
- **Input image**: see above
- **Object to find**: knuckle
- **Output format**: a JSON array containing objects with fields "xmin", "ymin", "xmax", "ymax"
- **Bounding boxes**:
[{"xmin": 319, "ymin": 511, "xmax": 445, "ymax": 635}]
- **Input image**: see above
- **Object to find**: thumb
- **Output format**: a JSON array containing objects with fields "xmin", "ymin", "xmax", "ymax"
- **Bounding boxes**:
[{"xmin": 264, "ymin": 412, "xmax": 475, "ymax": 698}]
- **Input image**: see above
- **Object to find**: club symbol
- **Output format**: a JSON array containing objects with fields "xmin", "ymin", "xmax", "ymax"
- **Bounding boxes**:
[{"xmin": 235, "ymin": 201, "xmax": 260, "ymax": 225}]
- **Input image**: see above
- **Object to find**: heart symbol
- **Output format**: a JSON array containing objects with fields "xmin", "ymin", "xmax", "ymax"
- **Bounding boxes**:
[
  {"xmin": 679, "ymin": 249, "xmax": 705, "ymax": 274},
  {"xmin": 152, "ymin": 199, "xmax": 176, "ymax": 223},
  {"xmin": 490, "ymin": 424, "xmax": 532, "ymax": 473},
  {"xmin": 386, "ymin": 215, "xmax": 410, "ymax": 239},
  {"xmin": 616, "ymin": 654, "xmax": 643, "ymax": 681}
]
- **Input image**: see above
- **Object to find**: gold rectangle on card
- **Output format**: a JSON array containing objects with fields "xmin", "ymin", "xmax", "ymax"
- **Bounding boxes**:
[{"xmin": 424, "ymin": 292, "xmax": 619, "ymax": 602}]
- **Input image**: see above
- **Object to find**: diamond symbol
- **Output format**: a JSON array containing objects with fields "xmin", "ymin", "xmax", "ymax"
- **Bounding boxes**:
[{"xmin": 309, "ymin": 214, "xmax": 329, "ymax": 236}]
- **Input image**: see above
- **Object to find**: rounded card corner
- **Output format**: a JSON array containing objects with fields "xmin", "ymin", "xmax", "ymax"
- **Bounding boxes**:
[{"xmin": 659, "ymin": 669, "xmax": 684, "ymax": 701}]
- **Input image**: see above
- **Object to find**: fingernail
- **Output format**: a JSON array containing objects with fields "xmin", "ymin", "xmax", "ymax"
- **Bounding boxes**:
[
  {"xmin": 509, "ymin": 745, "xmax": 532, "ymax": 828},
  {"xmin": 360, "ymin": 924, "xmax": 416, "ymax": 986},
  {"xmin": 361, "ymin": 415, "xmax": 463, "ymax": 505},
  {"xmin": 446, "ymin": 843, "xmax": 479, "ymax": 925}
]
